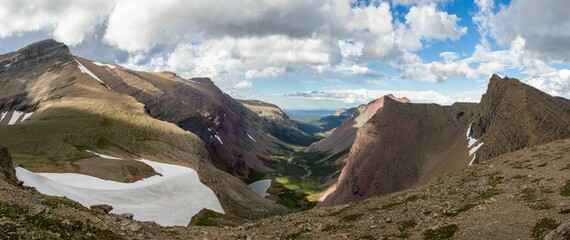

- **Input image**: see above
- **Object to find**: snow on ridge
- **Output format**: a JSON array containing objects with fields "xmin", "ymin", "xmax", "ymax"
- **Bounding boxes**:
[
  {"xmin": 0, "ymin": 112, "xmax": 6, "ymax": 122},
  {"xmin": 469, "ymin": 142, "xmax": 484, "ymax": 156},
  {"xmin": 466, "ymin": 122, "xmax": 478, "ymax": 148},
  {"xmin": 15, "ymin": 157, "xmax": 224, "ymax": 226},
  {"xmin": 20, "ymin": 112, "xmax": 33, "ymax": 122},
  {"xmin": 92, "ymin": 61, "xmax": 116, "ymax": 69},
  {"xmin": 75, "ymin": 59, "xmax": 111, "ymax": 89},
  {"xmin": 247, "ymin": 133, "xmax": 257, "ymax": 142},
  {"xmin": 248, "ymin": 179, "xmax": 271, "ymax": 197},
  {"xmin": 86, "ymin": 150, "xmax": 122, "ymax": 160},
  {"xmin": 214, "ymin": 134, "xmax": 224, "ymax": 145},
  {"xmin": 469, "ymin": 154, "xmax": 477, "ymax": 166},
  {"xmin": 8, "ymin": 111, "xmax": 23, "ymax": 125}
]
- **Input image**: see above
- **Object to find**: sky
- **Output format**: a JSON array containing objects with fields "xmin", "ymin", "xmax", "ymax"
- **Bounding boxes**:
[{"xmin": 1, "ymin": 0, "xmax": 569, "ymax": 110}]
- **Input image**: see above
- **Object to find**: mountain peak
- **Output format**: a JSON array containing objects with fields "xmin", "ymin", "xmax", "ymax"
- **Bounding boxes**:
[{"xmin": 16, "ymin": 39, "xmax": 69, "ymax": 60}]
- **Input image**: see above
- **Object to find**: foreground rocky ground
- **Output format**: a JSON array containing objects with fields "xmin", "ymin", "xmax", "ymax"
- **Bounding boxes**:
[{"xmin": 1, "ymin": 138, "xmax": 569, "ymax": 239}]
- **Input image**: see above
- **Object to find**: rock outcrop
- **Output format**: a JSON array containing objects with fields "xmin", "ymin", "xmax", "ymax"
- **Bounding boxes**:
[
  {"xmin": 320, "ymin": 74, "xmax": 570, "ymax": 207},
  {"xmin": 470, "ymin": 74, "xmax": 570, "ymax": 163},
  {"xmin": 0, "ymin": 145, "xmax": 17, "ymax": 183},
  {"xmin": 320, "ymin": 99, "xmax": 475, "ymax": 206}
]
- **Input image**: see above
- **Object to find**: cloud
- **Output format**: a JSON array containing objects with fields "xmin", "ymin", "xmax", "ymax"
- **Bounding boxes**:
[
  {"xmin": 395, "ymin": 3, "xmax": 467, "ymax": 51},
  {"xmin": 245, "ymin": 67, "xmax": 285, "ymax": 79},
  {"xmin": 491, "ymin": 0, "xmax": 570, "ymax": 62},
  {"xmin": 285, "ymin": 89, "xmax": 454, "ymax": 105},
  {"xmin": 391, "ymin": 0, "xmax": 452, "ymax": 7},
  {"xmin": 0, "ymin": 0, "xmax": 116, "ymax": 46},
  {"xmin": 234, "ymin": 80, "xmax": 253, "ymax": 89},
  {"xmin": 526, "ymin": 69, "xmax": 570, "ymax": 97}
]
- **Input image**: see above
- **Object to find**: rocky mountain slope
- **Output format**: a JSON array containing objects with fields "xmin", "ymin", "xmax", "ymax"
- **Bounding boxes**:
[
  {"xmin": 1, "ymin": 135, "xmax": 568, "ymax": 239},
  {"xmin": 320, "ymin": 75, "xmax": 570, "ymax": 207},
  {"xmin": 0, "ymin": 39, "xmax": 286, "ymax": 220}
]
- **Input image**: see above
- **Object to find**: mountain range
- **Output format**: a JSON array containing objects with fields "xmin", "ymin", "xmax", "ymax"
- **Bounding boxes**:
[{"xmin": 0, "ymin": 40, "xmax": 568, "ymax": 239}]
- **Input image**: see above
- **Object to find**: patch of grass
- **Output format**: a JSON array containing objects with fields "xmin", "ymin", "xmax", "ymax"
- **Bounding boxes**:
[
  {"xmin": 0, "ymin": 202, "xmax": 121, "ymax": 239},
  {"xmin": 397, "ymin": 220, "xmax": 417, "ymax": 232},
  {"xmin": 359, "ymin": 235, "xmax": 376, "ymax": 240},
  {"xmin": 96, "ymin": 137, "xmax": 114, "ymax": 149},
  {"xmin": 382, "ymin": 201, "xmax": 404, "ymax": 210},
  {"xmin": 560, "ymin": 180, "xmax": 570, "ymax": 197},
  {"xmin": 285, "ymin": 229, "xmax": 310, "ymax": 239},
  {"xmin": 512, "ymin": 175, "xmax": 529, "ymax": 180},
  {"xmin": 531, "ymin": 218, "xmax": 559, "ymax": 240},
  {"xmin": 445, "ymin": 203, "xmax": 478, "ymax": 217},
  {"xmin": 488, "ymin": 176, "xmax": 504, "ymax": 187},
  {"xmin": 519, "ymin": 188, "xmax": 554, "ymax": 210},
  {"xmin": 476, "ymin": 188, "xmax": 502, "ymax": 201},
  {"xmin": 423, "ymin": 224, "xmax": 459, "ymax": 240},
  {"xmin": 322, "ymin": 225, "xmax": 336, "ymax": 232},
  {"xmin": 99, "ymin": 118, "xmax": 113, "ymax": 127},
  {"xmin": 342, "ymin": 213, "xmax": 365, "ymax": 222}
]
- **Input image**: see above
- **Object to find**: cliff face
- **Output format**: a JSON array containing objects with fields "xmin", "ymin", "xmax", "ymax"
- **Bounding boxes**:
[
  {"xmin": 320, "ymin": 99, "xmax": 476, "ymax": 206},
  {"xmin": 0, "ymin": 145, "xmax": 17, "ymax": 183},
  {"xmin": 320, "ymin": 74, "xmax": 570, "ymax": 207},
  {"xmin": 470, "ymin": 74, "xmax": 570, "ymax": 163}
]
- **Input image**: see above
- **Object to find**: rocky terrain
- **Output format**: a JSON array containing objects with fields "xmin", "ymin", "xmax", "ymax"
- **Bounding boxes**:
[
  {"xmin": 320, "ymin": 75, "xmax": 570, "ymax": 207},
  {"xmin": 1, "ymin": 136, "xmax": 568, "ymax": 239}
]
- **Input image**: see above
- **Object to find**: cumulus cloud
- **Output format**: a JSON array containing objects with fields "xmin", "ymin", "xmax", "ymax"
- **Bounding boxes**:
[
  {"xmin": 395, "ymin": 3, "xmax": 467, "ymax": 51},
  {"xmin": 526, "ymin": 69, "xmax": 570, "ymax": 97},
  {"xmin": 285, "ymin": 89, "xmax": 454, "ymax": 105},
  {"xmin": 0, "ymin": 0, "xmax": 116, "ymax": 45},
  {"xmin": 491, "ymin": 0, "xmax": 570, "ymax": 62},
  {"xmin": 234, "ymin": 80, "xmax": 253, "ymax": 89}
]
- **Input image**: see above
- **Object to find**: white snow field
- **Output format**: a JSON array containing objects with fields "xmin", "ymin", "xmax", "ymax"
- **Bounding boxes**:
[
  {"xmin": 466, "ymin": 122, "xmax": 484, "ymax": 166},
  {"xmin": 75, "ymin": 59, "xmax": 111, "ymax": 89},
  {"xmin": 248, "ymin": 179, "xmax": 272, "ymax": 197},
  {"xmin": 20, "ymin": 112, "xmax": 33, "ymax": 122},
  {"xmin": 16, "ymin": 155, "xmax": 224, "ymax": 226},
  {"xmin": 1, "ymin": 112, "xmax": 7, "ymax": 122},
  {"xmin": 8, "ymin": 111, "xmax": 23, "ymax": 125},
  {"xmin": 92, "ymin": 61, "xmax": 116, "ymax": 69}
]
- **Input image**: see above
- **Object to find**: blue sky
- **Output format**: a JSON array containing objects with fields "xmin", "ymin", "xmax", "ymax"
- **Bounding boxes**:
[{"xmin": 1, "ymin": 0, "xmax": 569, "ymax": 109}]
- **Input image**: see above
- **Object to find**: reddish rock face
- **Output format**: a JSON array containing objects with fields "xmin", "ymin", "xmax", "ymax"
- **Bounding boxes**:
[{"xmin": 319, "ymin": 75, "xmax": 570, "ymax": 207}]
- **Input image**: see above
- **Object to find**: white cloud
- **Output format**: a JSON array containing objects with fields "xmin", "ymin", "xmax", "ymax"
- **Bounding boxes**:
[
  {"xmin": 491, "ymin": 0, "xmax": 570, "ymax": 62},
  {"xmin": 0, "ymin": 0, "xmax": 116, "ymax": 46},
  {"xmin": 525, "ymin": 69, "xmax": 570, "ymax": 96},
  {"xmin": 285, "ymin": 89, "xmax": 454, "ymax": 105},
  {"xmin": 234, "ymin": 80, "xmax": 253, "ymax": 89},
  {"xmin": 395, "ymin": 3, "xmax": 467, "ymax": 51},
  {"xmin": 245, "ymin": 67, "xmax": 285, "ymax": 79},
  {"xmin": 391, "ymin": 0, "xmax": 452, "ymax": 7}
]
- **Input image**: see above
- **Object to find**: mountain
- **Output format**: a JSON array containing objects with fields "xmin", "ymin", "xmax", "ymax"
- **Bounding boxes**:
[
  {"xmin": 320, "ymin": 74, "xmax": 570, "ymax": 206},
  {"xmin": 469, "ymin": 74, "xmax": 570, "ymax": 163},
  {"xmin": 239, "ymin": 99, "xmax": 319, "ymax": 147},
  {"xmin": 0, "ymin": 39, "xmax": 287, "ymax": 221},
  {"xmin": 310, "ymin": 94, "xmax": 411, "ymax": 155}
]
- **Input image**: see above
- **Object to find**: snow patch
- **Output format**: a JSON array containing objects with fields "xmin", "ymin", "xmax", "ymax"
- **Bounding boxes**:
[
  {"xmin": 86, "ymin": 150, "xmax": 122, "ymax": 160},
  {"xmin": 20, "ymin": 112, "xmax": 33, "ymax": 122},
  {"xmin": 75, "ymin": 59, "xmax": 111, "ymax": 89},
  {"xmin": 247, "ymin": 133, "xmax": 257, "ymax": 142},
  {"xmin": 466, "ymin": 122, "xmax": 478, "ymax": 148},
  {"xmin": 1, "ymin": 112, "xmax": 6, "ymax": 122},
  {"xmin": 8, "ymin": 111, "xmax": 23, "ymax": 125},
  {"xmin": 92, "ymin": 61, "xmax": 116, "ymax": 69},
  {"xmin": 469, "ymin": 154, "xmax": 477, "ymax": 166},
  {"xmin": 469, "ymin": 142, "xmax": 484, "ymax": 156},
  {"xmin": 248, "ymin": 179, "xmax": 271, "ymax": 197},
  {"xmin": 214, "ymin": 134, "xmax": 223, "ymax": 145},
  {"xmin": 15, "ymin": 158, "xmax": 224, "ymax": 226}
]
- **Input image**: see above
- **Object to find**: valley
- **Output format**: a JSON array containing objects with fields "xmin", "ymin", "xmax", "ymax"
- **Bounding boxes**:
[{"xmin": 0, "ymin": 39, "xmax": 568, "ymax": 239}]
